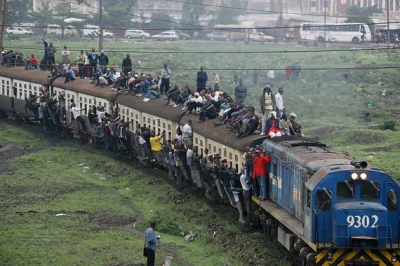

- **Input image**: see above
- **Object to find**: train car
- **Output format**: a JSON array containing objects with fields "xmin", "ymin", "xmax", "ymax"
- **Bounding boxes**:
[
  {"xmin": 0, "ymin": 67, "xmax": 51, "ymax": 118},
  {"xmin": 182, "ymin": 114, "xmax": 267, "ymax": 170},
  {"xmin": 255, "ymin": 136, "xmax": 400, "ymax": 266}
]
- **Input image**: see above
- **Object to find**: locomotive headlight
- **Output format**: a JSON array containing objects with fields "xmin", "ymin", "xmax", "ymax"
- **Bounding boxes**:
[
  {"xmin": 351, "ymin": 172, "xmax": 359, "ymax": 180},
  {"xmin": 360, "ymin": 173, "xmax": 368, "ymax": 180},
  {"xmin": 392, "ymin": 252, "xmax": 397, "ymax": 262}
]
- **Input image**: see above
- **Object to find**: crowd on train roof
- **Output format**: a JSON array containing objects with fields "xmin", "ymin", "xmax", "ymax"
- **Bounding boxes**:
[{"xmin": 2, "ymin": 41, "xmax": 306, "ymax": 223}]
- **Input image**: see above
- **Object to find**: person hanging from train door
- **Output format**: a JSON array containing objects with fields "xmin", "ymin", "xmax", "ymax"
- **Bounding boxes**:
[
  {"xmin": 252, "ymin": 149, "xmax": 271, "ymax": 201},
  {"xmin": 71, "ymin": 105, "xmax": 87, "ymax": 133},
  {"xmin": 218, "ymin": 159, "xmax": 234, "ymax": 206}
]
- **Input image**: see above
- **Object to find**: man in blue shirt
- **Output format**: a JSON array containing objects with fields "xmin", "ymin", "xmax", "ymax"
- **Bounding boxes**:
[
  {"xmin": 145, "ymin": 220, "xmax": 157, "ymax": 266},
  {"xmin": 64, "ymin": 66, "xmax": 76, "ymax": 83}
]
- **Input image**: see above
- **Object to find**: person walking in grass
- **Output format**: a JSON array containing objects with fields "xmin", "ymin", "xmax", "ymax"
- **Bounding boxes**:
[{"xmin": 144, "ymin": 220, "xmax": 158, "ymax": 266}]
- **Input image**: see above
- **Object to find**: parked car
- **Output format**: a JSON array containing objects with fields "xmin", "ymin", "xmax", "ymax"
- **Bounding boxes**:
[
  {"xmin": 83, "ymin": 25, "xmax": 100, "ymax": 36},
  {"xmin": 47, "ymin": 24, "xmax": 77, "ymax": 37},
  {"xmin": 165, "ymin": 30, "xmax": 190, "ymax": 40},
  {"xmin": 153, "ymin": 32, "xmax": 179, "ymax": 41},
  {"xmin": 125, "ymin": 29, "xmax": 151, "ymax": 39},
  {"xmin": 94, "ymin": 30, "xmax": 114, "ymax": 38},
  {"xmin": 249, "ymin": 32, "xmax": 274, "ymax": 43},
  {"xmin": 6, "ymin": 27, "xmax": 33, "ymax": 35},
  {"xmin": 205, "ymin": 32, "xmax": 229, "ymax": 41}
]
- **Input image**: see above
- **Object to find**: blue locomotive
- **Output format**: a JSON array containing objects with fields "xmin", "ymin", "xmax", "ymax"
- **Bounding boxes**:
[{"xmin": 254, "ymin": 136, "xmax": 400, "ymax": 266}]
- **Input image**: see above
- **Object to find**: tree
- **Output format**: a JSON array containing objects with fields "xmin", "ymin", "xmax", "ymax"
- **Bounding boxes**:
[
  {"xmin": 210, "ymin": 0, "xmax": 242, "ymax": 26},
  {"xmin": 345, "ymin": 5, "xmax": 383, "ymax": 33},
  {"xmin": 5, "ymin": 0, "xmax": 33, "ymax": 25},
  {"xmin": 181, "ymin": 0, "xmax": 206, "ymax": 35},
  {"xmin": 143, "ymin": 13, "xmax": 174, "ymax": 32},
  {"xmin": 53, "ymin": 4, "xmax": 89, "ymax": 38}
]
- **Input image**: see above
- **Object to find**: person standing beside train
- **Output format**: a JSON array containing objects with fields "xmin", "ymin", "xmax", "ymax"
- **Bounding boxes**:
[
  {"xmin": 260, "ymin": 85, "xmax": 276, "ymax": 136},
  {"xmin": 252, "ymin": 149, "xmax": 271, "ymax": 201}
]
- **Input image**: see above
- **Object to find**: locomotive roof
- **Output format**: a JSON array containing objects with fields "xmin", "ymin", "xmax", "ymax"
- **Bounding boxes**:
[
  {"xmin": 52, "ymin": 78, "xmax": 118, "ymax": 102},
  {"xmin": 181, "ymin": 115, "xmax": 268, "ymax": 151},
  {"xmin": 116, "ymin": 95, "xmax": 184, "ymax": 122},
  {"xmin": 0, "ymin": 66, "xmax": 52, "ymax": 85},
  {"xmin": 263, "ymin": 136, "xmax": 353, "ymax": 173}
]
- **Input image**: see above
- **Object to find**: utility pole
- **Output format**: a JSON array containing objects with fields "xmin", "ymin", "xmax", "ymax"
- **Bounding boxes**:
[
  {"xmin": 99, "ymin": 0, "xmax": 103, "ymax": 52},
  {"xmin": 386, "ymin": 0, "xmax": 390, "ymax": 58},
  {"xmin": 324, "ymin": 0, "xmax": 327, "ymax": 47},
  {"xmin": 0, "ymin": 0, "xmax": 8, "ymax": 53}
]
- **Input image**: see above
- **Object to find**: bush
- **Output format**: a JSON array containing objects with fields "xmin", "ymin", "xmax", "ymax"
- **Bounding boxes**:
[{"xmin": 382, "ymin": 119, "xmax": 397, "ymax": 130}]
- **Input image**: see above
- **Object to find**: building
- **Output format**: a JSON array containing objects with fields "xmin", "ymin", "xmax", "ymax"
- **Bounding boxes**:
[{"xmin": 32, "ymin": 0, "xmax": 98, "ymax": 13}]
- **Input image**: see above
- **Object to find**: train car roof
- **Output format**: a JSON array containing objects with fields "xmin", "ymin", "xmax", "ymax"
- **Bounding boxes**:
[
  {"xmin": 0, "ymin": 66, "xmax": 52, "ymax": 85},
  {"xmin": 52, "ymin": 78, "xmax": 118, "ymax": 102},
  {"xmin": 180, "ymin": 115, "xmax": 268, "ymax": 151},
  {"xmin": 117, "ymin": 95, "xmax": 184, "ymax": 122},
  {"xmin": 263, "ymin": 136, "xmax": 353, "ymax": 173}
]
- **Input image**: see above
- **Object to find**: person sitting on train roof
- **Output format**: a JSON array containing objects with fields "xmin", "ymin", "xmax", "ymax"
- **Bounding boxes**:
[
  {"xmin": 173, "ymin": 86, "xmax": 190, "ymax": 108},
  {"xmin": 263, "ymin": 111, "xmax": 281, "ymax": 138},
  {"xmin": 96, "ymin": 70, "xmax": 111, "ymax": 87},
  {"xmin": 186, "ymin": 92, "xmax": 204, "ymax": 114},
  {"xmin": 25, "ymin": 54, "xmax": 39, "ymax": 70},
  {"xmin": 236, "ymin": 110, "xmax": 259, "ymax": 139},
  {"xmin": 143, "ymin": 81, "xmax": 161, "ymax": 102},
  {"xmin": 111, "ymin": 73, "xmax": 128, "ymax": 92},
  {"xmin": 90, "ymin": 68, "xmax": 102, "ymax": 84},
  {"xmin": 198, "ymin": 100, "xmax": 217, "ymax": 123},
  {"xmin": 289, "ymin": 113, "xmax": 303, "ymax": 136},
  {"xmin": 279, "ymin": 113, "xmax": 295, "ymax": 136},
  {"xmin": 133, "ymin": 76, "xmax": 151, "ymax": 97},
  {"xmin": 64, "ymin": 66, "xmax": 76, "ymax": 84}
]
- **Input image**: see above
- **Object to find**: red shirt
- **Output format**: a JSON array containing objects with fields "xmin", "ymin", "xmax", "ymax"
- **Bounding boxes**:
[
  {"xmin": 252, "ymin": 155, "xmax": 271, "ymax": 179},
  {"xmin": 27, "ymin": 56, "xmax": 39, "ymax": 65}
]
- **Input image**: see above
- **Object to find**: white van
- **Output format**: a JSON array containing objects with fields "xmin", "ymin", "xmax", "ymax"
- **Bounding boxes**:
[
  {"xmin": 47, "ymin": 24, "xmax": 77, "ymax": 37},
  {"xmin": 83, "ymin": 25, "xmax": 100, "ymax": 36}
]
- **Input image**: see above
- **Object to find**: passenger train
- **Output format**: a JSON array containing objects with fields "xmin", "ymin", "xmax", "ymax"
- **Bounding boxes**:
[{"xmin": 0, "ymin": 66, "xmax": 399, "ymax": 266}]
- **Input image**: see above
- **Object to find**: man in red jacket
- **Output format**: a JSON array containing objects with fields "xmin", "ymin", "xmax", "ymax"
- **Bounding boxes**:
[
  {"xmin": 252, "ymin": 149, "xmax": 271, "ymax": 200},
  {"xmin": 25, "ymin": 54, "xmax": 39, "ymax": 70}
]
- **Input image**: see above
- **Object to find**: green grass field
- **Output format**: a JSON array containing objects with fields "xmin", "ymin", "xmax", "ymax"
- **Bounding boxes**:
[{"xmin": 0, "ymin": 124, "xmax": 290, "ymax": 266}]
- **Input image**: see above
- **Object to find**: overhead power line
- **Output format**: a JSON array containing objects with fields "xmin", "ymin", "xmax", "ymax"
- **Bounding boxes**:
[{"xmin": 6, "ymin": 45, "xmax": 400, "ymax": 54}]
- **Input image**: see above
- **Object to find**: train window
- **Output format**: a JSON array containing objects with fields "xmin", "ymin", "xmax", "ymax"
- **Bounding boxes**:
[
  {"xmin": 200, "ymin": 140, "xmax": 203, "ymax": 147},
  {"xmin": 158, "ymin": 120, "xmax": 160, "ymax": 127},
  {"xmin": 148, "ymin": 118, "xmax": 150, "ymax": 124},
  {"xmin": 153, "ymin": 119, "xmax": 155, "ymax": 126},
  {"xmin": 236, "ymin": 164, "xmax": 239, "ymax": 171},
  {"xmin": 1, "ymin": 88, "xmax": 4, "ymax": 95},
  {"xmin": 163, "ymin": 123, "xmax": 165, "ymax": 129},
  {"xmin": 316, "ymin": 189, "xmax": 332, "ymax": 211},
  {"xmin": 94, "ymin": 99, "xmax": 96, "ymax": 105},
  {"xmin": 195, "ymin": 138, "xmax": 198, "ymax": 145},
  {"xmin": 143, "ymin": 117, "xmax": 146, "ymax": 122},
  {"xmin": 84, "ymin": 98, "xmax": 87, "ymax": 103},
  {"xmin": 80, "ymin": 97, "xmax": 82, "ymax": 102},
  {"xmin": 387, "ymin": 190, "xmax": 398, "ymax": 211},
  {"xmin": 360, "ymin": 182, "xmax": 380, "ymax": 200},
  {"xmin": 131, "ymin": 112, "xmax": 133, "ymax": 117},
  {"xmin": 336, "ymin": 181, "xmax": 355, "ymax": 199},
  {"xmin": 24, "ymin": 84, "xmax": 27, "ymax": 89},
  {"xmin": 213, "ymin": 146, "xmax": 216, "ymax": 153},
  {"xmin": 229, "ymin": 152, "xmax": 232, "ymax": 160},
  {"xmin": 235, "ymin": 154, "xmax": 238, "ymax": 162},
  {"xmin": 71, "ymin": 95, "xmax": 74, "ymax": 100},
  {"xmin": 168, "ymin": 124, "xmax": 171, "ymax": 130},
  {"xmin": 136, "ymin": 114, "xmax": 138, "ymax": 119},
  {"xmin": 306, "ymin": 190, "xmax": 311, "ymax": 208},
  {"xmin": 89, "ymin": 99, "xmax": 92, "ymax": 104},
  {"xmin": 219, "ymin": 148, "xmax": 222, "ymax": 156},
  {"xmin": 122, "ymin": 109, "xmax": 125, "ymax": 114},
  {"xmin": 209, "ymin": 144, "xmax": 211, "ymax": 150},
  {"xmin": 224, "ymin": 149, "xmax": 227, "ymax": 157}
]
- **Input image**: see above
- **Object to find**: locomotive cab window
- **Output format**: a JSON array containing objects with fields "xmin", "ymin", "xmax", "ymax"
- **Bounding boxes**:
[
  {"xmin": 360, "ymin": 181, "xmax": 380, "ymax": 200},
  {"xmin": 387, "ymin": 190, "xmax": 398, "ymax": 211},
  {"xmin": 336, "ymin": 181, "xmax": 354, "ymax": 199},
  {"xmin": 316, "ymin": 189, "xmax": 332, "ymax": 211}
]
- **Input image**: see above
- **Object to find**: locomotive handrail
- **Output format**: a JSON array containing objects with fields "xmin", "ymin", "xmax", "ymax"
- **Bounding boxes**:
[{"xmin": 312, "ymin": 208, "xmax": 327, "ymax": 248}]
